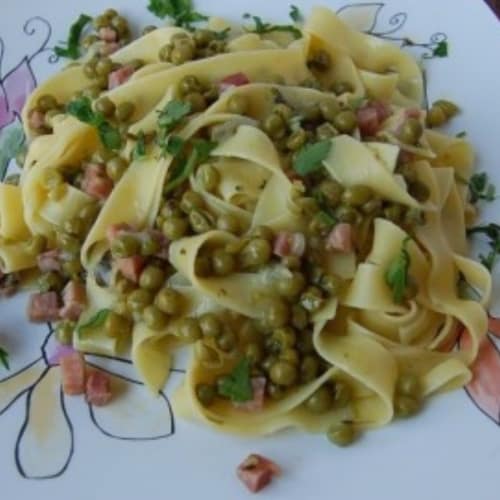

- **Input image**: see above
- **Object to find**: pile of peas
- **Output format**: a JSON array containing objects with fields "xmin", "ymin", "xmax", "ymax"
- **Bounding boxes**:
[
  {"xmin": 82, "ymin": 9, "xmax": 131, "ymax": 52},
  {"xmin": 28, "ymin": 94, "xmax": 64, "ymax": 134},
  {"xmin": 177, "ymin": 74, "xmax": 220, "ymax": 114}
]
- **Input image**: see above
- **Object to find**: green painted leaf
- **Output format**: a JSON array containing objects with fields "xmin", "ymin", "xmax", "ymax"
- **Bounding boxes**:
[
  {"xmin": 433, "ymin": 40, "xmax": 448, "ymax": 58},
  {"xmin": 0, "ymin": 347, "xmax": 9, "ymax": 370}
]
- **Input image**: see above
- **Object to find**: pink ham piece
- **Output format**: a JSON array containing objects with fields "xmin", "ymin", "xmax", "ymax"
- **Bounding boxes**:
[
  {"xmin": 273, "ymin": 232, "xmax": 306, "ymax": 258},
  {"xmin": 237, "ymin": 454, "xmax": 281, "ymax": 493},
  {"xmin": 326, "ymin": 223, "xmax": 353, "ymax": 253},
  {"xmin": 59, "ymin": 281, "xmax": 87, "ymax": 321},
  {"xmin": 357, "ymin": 101, "xmax": 391, "ymax": 136},
  {"xmin": 218, "ymin": 72, "xmax": 250, "ymax": 93},
  {"xmin": 85, "ymin": 370, "xmax": 112, "ymax": 406},
  {"xmin": 37, "ymin": 249, "xmax": 61, "ymax": 272},
  {"xmin": 117, "ymin": 255, "xmax": 145, "ymax": 283},
  {"xmin": 27, "ymin": 292, "xmax": 60, "ymax": 322},
  {"xmin": 99, "ymin": 26, "xmax": 117, "ymax": 42},
  {"xmin": 489, "ymin": 315, "xmax": 500, "ymax": 338},
  {"xmin": 28, "ymin": 109, "xmax": 45, "ymax": 130},
  {"xmin": 82, "ymin": 163, "xmax": 113, "ymax": 200},
  {"xmin": 234, "ymin": 377, "xmax": 266, "ymax": 412},
  {"xmin": 60, "ymin": 351, "xmax": 86, "ymax": 396},
  {"xmin": 108, "ymin": 65, "xmax": 135, "ymax": 90}
]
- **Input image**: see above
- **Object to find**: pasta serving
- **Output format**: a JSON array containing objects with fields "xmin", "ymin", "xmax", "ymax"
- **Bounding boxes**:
[{"xmin": 0, "ymin": 4, "xmax": 492, "ymax": 446}]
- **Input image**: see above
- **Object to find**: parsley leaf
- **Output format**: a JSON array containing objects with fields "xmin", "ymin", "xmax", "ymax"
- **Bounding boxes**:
[
  {"xmin": 54, "ymin": 14, "xmax": 92, "ymax": 60},
  {"xmin": 217, "ymin": 358, "xmax": 253, "ymax": 402},
  {"xmin": 433, "ymin": 40, "xmax": 448, "ymax": 58},
  {"xmin": 147, "ymin": 0, "xmax": 208, "ymax": 28},
  {"xmin": 67, "ymin": 97, "xmax": 122, "ymax": 150},
  {"xmin": 469, "ymin": 172, "xmax": 497, "ymax": 203},
  {"xmin": 158, "ymin": 100, "xmax": 192, "ymax": 132},
  {"xmin": 165, "ymin": 135, "xmax": 185, "ymax": 156},
  {"xmin": 385, "ymin": 237, "xmax": 411, "ymax": 304},
  {"xmin": 456, "ymin": 131, "xmax": 467, "ymax": 138},
  {"xmin": 289, "ymin": 5, "xmax": 303, "ymax": 22},
  {"xmin": 133, "ymin": 131, "xmax": 147, "ymax": 160},
  {"xmin": 77, "ymin": 309, "xmax": 112, "ymax": 336},
  {"xmin": 243, "ymin": 13, "xmax": 302, "ymax": 39},
  {"xmin": 293, "ymin": 140, "xmax": 332, "ymax": 176},
  {"xmin": 0, "ymin": 346, "xmax": 9, "ymax": 370},
  {"xmin": 467, "ymin": 224, "xmax": 500, "ymax": 272}
]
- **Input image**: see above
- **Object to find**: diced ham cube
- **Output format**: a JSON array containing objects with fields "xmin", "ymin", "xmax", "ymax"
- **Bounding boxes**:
[
  {"xmin": 237, "ymin": 454, "xmax": 281, "ymax": 493},
  {"xmin": 99, "ymin": 41, "xmax": 121, "ymax": 56},
  {"xmin": 234, "ymin": 377, "xmax": 266, "ymax": 412},
  {"xmin": 28, "ymin": 292, "xmax": 60, "ymax": 322},
  {"xmin": 28, "ymin": 109, "xmax": 45, "ymax": 130},
  {"xmin": 116, "ymin": 255, "xmax": 145, "ymax": 283},
  {"xmin": 85, "ymin": 370, "xmax": 112, "ymax": 406},
  {"xmin": 405, "ymin": 108, "xmax": 421, "ymax": 119},
  {"xmin": 99, "ymin": 26, "xmax": 117, "ymax": 42},
  {"xmin": 326, "ymin": 223, "xmax": 353, "ymax": 253},
  {"xmin": 108, "ymin": 65, "xmax": 135, "ymax": 90},
  {"xmin": 357, "ymin": 101, "xmax": 391, "ymax": 136},
  {"xmin": 273, "ymin": 232, "xmax": 306, "ymax": 258},
  {"xmin": 82, "ymin": 163, "xmax": 113, "ymax": 200},
  {"xmin": 60, "ymin": 351, "xmax": 86, "ymax": 396},
  {"xmin": 106, "ymin": 223, "xmax": 133, "ymax": 244},
  {"xmin": 37, "ymin": 249, "xmax": 62, "ymax": 272},
  {"xmin": 59, "ymin": 281, "xmax": 87, "ymax": 321},
  {"xmin": 218, "ymin": 72, "xmax": 250, "ymax": 93}
]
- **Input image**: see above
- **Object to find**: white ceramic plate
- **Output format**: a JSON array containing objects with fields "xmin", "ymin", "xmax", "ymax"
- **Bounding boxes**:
[{"xmin": 1, "ymin": 1, "xmax": 500, "ymax": 499}]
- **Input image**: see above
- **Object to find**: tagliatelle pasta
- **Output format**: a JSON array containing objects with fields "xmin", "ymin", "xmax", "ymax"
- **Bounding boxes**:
[{"xmin": 1, "ymin": 5, "xmax": 492, "ymax": 446}]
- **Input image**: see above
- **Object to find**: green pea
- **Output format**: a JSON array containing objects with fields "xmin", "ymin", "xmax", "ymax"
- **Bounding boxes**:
[
  {"xmin": 261, "ymin": 355, "xmax": 278, "ymax": 374},
  {"xmin": 189, "ymin": 210, "xmax": 213, "ymax": 234},
  {"xmin": 62, "ymin": 259, "xmax": 82, "ymax": 279},
  {"xmin": 384, "ymin": 204, "xmax": 404, "ymax": 224},
  {"xmin": 262, "ymin": 113, "xmax": 286, "ymax": 139},
  {"xmin": 115, "ymin": 101, "xmax": 135, "ymax": 122},
  {"xmin": 302, "ymin": 104, "xmax": 322, "ymax": 122},
  {"xmin": 270, "ymin": 360, "xmax": 298, "ymax": 386},
  {"xmin": 111, "ymin": 234, "xmax": 140, "ymax": 258},
  {"xmin": 300, "ymin": 355, "xmax": 319, "ymax": 383},
  {"xmin": 81, "ymin": 85, "xmax": 100, "ymax": 101},
  {"xmin": 238, "ymin": 320, "xmax": 261, "ymax": 344},
  {"xmin": 245, "ymin": 342, "xmax": 264, "ymax": 364},
  {"xmin": 199, "ymin": 313, "xmax": 222, "ymax": 338},
  {"xmin": 227, "ymin": 95, "xmax": 248, "ymax": 115},
  {"xmin": 399, "ymin": 118, "xmax": 423, "ymax": 145},
  {"xmin": 273, "ymin": 326, "xmax": 297, "ymax": 349},
  {"xmin": 83, "ymin": 62, "xmax": 97, "ymax": 79},
  {"xmin": 105, "ymin": 156, "xmax": 127, "ymax": 182},
  {"xmin": 267, "ymin": 383, "xmax": 286, "ymax": 400},
  {"xmin": 143, "ymin": 305, "xmax": 168, "ymax": 330},
  {"xmin": 320, "ymin": 100, "xmax": 341, "ymax": 122},
  {"xmin": 308, "ymin": 212, "xmax": 332, "ymax": 236},
  {"xmin": 211, "ymin": 249, "xmax": 236, "ymax": 276},
  {"xmin": 105, "ymin": 311, "xmax": 131, "ymax": 338},
  {"xmin": 335, "ymin": 205, "xmax": 360, "ymax": 224},
  {"xmin": 394, "ymin": 395, "xmax": 420, "ymax": 418},
  {"xmin": 286, "ymin": 129, "xmax": 307, "ymax": 151},
  {"xmin": 196, "ymin": 383, "xmax": 216, "ymax": 407},
  {"xmin": 341, "ymin": 185, "xmax": 373, "ymax": 207},
  {"xmin": 185, "ymin": 92, "xmax": 207, "ymax": 113},
  {"xmin": 408, "ymin": 180, "xmax": 430, "ymax": 203},
  {"xmin": 181, "ymin": 190, "xmax": 205, "ymax": 213},
  {"xmin": 162, "ymin": 217, "xmax": 189, "ymax": 240},
  {"xmin": 262, "ymin": 298, "xmax": 289, "ymax": 329},
  {"xmin": 197, "ymin": 164, "xmax": 220, "ymax": 193},
  {"xmin": 115, "ymin": 275, "xmax": 136, "ymax": 295},
  {"xmin": 194, "ymin": 254, "xmax": 212, "ymax": 277},
  {"xmin": 37, "ymin": 94, "xmax": 57, "ymax": 112},
  {"xmin": 333, "ymin": 110, "xmax": 357, "ymax": 134},
  {"xmin": 282, "ymin": 255, "xmax": 301, "ymax": 270},
  {"xmin": 111, "ymin": 16, "xmax": 129, "ymax": 36},
  {"xmin": 316, "ymin": 122, "xmax": 338, "ymax": 141},
  {"xmin": 264, "ymin": 335, "xmax": 281, "ymax": 355},
  {"xmin": 296, "ymin": 197, "xmax": 319, "ymax": 217},
  {"xmin": 155, "ymin": 288, "xmax": 183, "ymax": 315},
  {"xmin": 291, "ymin": 305, "xmax": 309, "ymax": 330},
  {"xmin": 95, "ymin": 75, "xmax": 109, "ymax": 90},
  {"xmin": 160, "ymin": 200, "xmax": 182, "ymax": 218},
  {"xmin": 193, "ymin": 29, "xmax": 215, "ymax": 48},
  {"xmin": 280, "ymin": 347, "xmax": 299, "ymax": 365},
  {"xmin": 127, "ymin": 289, "xmax": 153, "ymax": 313},
  {"xmin": 177, "ymin": 318, "xmax": 202, "ymax": 342},
  {"xmin": 142, "ymin": 25, "xmax": 157, "ymax": 35},
  {"xmin": 273, "ymin": 103, "xmax": 293, "ymax": 121},
  {"xmin": 276, "ymin": 272, "xmax": 306, "ymax": 299},
  {"xmin": 216, "ymin": 213, "xmax": 240, "ymax": 234},
  {"xmin": 140, "ymin": 234, "xmax": 160, "ymax": 257},
  {"xmin": 95, "ymin": 57, "xmax": 113, "ymax": 77},
  {"xmin": 250, "ymin": 225, "xmax": 275, "ymax": 242},
  {"xmin": 425, "ymin": 105, "xmax": 446, "ymax": 128},
  {"xmin": 331, "ymin": 81, "xmax": 353, "ymax": 95},
  {"xmin": 308, "ymin": 49, "xmax": 331, "ymax": 72},
  {"xmin": 306, "ymin": 386, "xmax": 334, "ymax": 413},
  {"xmin": 55, "ymin": 321, "xmax": 74, "ymax": 345},
  {"xmin": 179, "ymin": 75, "xmax": 202, "ymax": 95},
  {"xmin": 159, "ymin": 43, "xmax": 173, "ymax": 62},
  {"xmin": 171, "ymin": 44, "xmax": 195, "ymax": 65},
  {"xmin": 361, "ymin": 198, "xmax": 383, "ymax": 215},
  {"xmin": 216, "ymin": 329, "xmax": 237, "ymax": 352},
  {"xmin": 239, "ymin": 238, "xmax": 272, "ymax": 269},
  {"xmin": 25, "ymin": 235, "xmax": 47, "ymax": 256},
  {"xmin": 333, "ymin": 381, "xmax": 352, "ymax": 407},
  {"xmin": 203, "ymin": 84, "xmax": 219, "ymax": 103},
  {"xmin": 95, "ymin": 97, "xmax": 116, "ymax": 118},
  {"xmin": 300, "ymin": 286, "xmax": 324, "ymax": 313},
  {"xmin": 81, "ymin": 34, "xmax": 99, "ymax": 49},
  {"xmin": 171, "ymin": 32, "xmax": 191, "ymax": 45},
  {"xmin": 38, "ymin": 271, "xmax": 65, "ymax": 293},
  {"xmin": 139, "ymin": 266, "xmax": 165, "ymax": 291},
  {"xmin": 207, "ymin": 39, "xmax": 226, "ymax": 54},
  {"xmin": 327, "ymin": 422, "xmax": 357, "ymax": 447},
  {"xmin": 93, "ymin": 14, "xmax": 109, "ymax": 29},
  {"xmin": 318, "ymin": 180, "xmax": 343, "ymax": 207}
]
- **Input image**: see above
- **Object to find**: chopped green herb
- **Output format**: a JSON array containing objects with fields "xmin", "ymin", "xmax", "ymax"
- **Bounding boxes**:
[
  {"xmin": 214, "ymin": 27, "xmax": 231, "ymax": 40},
  {"xmin": 385, "ymin": 237, "xmax": 411, "ymax": 304},
  {"xmin": 217, "ymin": 358, "xmax": 253, "ymax": 402},
  {"xmin": 133, "ymin": 131, "xmax": 147, "ymax": 160},
  {"xmin": 165, "ymin": 135, "xmax": 185, "ymax": 157},
  {"xmin": 67, "ymin": 97, "xmax": 122, "ymax": 150},
  {"xmin": 54, "ymin": 13, "xmax": 92, "ymax": 60},
  {"xmin": 157, "ymin": 100, "xmax": 192, "ymax": 132},
  {"xmin": 293, "ymin": 140, "xmax": 332, "ymax": 176},
  {"xmin": 0, "ymin": 346, "xmax": 9, "ymax": 370},
  {"xmin": 243, "ymin": 13, "xmax": 302, "ymax": 39},
  {"xmin": 469, "ymin": 172, "xmax": 497, "ymax": 203},
  {"xmin": 147, "ymin": 0, "xmax": 208, "ymax": 28},
  {"xmin": 456, "ymin": 131, "xmax": 467, "ymax": 138},
  {"xmin": 467, "ymin": 224, "xmax": 500, "ymax": 272},
  {"xmin": 289, "ymin": 5, "xmax": 303, "ymax": 23},
  {"xmin": 433, "ymin": 40, "xmax": 448, "ymax": 58},
  {"xmin": 77, "ymin": 309, "xmax": 111, "ymax": 336}
]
